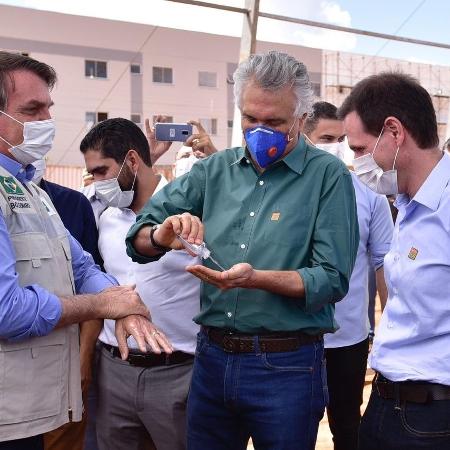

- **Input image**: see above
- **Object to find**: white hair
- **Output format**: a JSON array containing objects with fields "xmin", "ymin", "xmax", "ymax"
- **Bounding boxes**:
[{"xmin": 233, "ymin": 51, "xmax": 314, "ymax": 117}]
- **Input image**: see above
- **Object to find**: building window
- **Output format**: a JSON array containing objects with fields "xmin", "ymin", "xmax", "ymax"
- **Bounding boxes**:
[
  {"xmin": 85, "ymin": 60, "xmax": 107, "ymax": 79},
  {"xmin": 199, "ymin": 71, "xmax": 217, "ymax": 87},
  {"xmin": 85, "ymin": 112, "xmax": 108, "ymax": 129},
  {"xmin": 131, "ymin": 114, "xmax": 141, "ymax": 124},
  {"xmin": 130, "ymin": 64, "xmax": 141, "ymax": 75},
  {"xmin": 227, "ymin": 120, "xmax": 233, "ymax": 128},
  {"xmin": 152, "ymin": 66, "xmax": 173, "ymax": 84},
  {"xmin": 200, "ymin": 118, "xmax": 218, "ymax": 135}
]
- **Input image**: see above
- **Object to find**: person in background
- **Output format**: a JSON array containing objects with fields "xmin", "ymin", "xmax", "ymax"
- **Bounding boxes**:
[
  {"xmin": 81, "ymin": 118, "xmax": 200, "ymax": 450},
  {"xmin": 304, "ymin": 101, "xmax": 393, "ymax": 450},
  {"xmin": 173, "ymin": 120, "xmax": 218, "ymax": 178},
  {"xmin": 79, "ymin": 114, "xmax": 174, "ymax": 450},
  {"xmin": 340, "ymin": 71, "xmax": 450, "ymax": 450}
]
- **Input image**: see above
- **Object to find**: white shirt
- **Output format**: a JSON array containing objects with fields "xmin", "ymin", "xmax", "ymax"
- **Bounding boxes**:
[
  {"xmin": 97, "ymin": 176, "xmax": 200, "ymax": 354},
  {"xmin": 325, "ymin": 172, "xmax": 393, "ymax": 348},
  {"xmin": 80, "ymin": 183, "xmax": 106, "ymax": 226},
  {"xmin": 370, "ymin": 153, "xmax": 450, "ymax": 384}
]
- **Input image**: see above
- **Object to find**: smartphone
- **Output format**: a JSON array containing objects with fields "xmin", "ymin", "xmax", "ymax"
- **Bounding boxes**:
[{"xmin": 154, "ymin": 122, "xmax": 193, "ymax": 142}]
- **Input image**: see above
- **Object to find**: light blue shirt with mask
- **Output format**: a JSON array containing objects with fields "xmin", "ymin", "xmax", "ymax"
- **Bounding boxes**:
[
  {"xmin": 0, "ymin": 153, "xmax": 117, "ymax": 341},
  {"xmin": 370, "ymin": 152, "xmax": 450, "ymax": 385},
  {"xmin": 325, "ymin": 172, "xmax": 393, "ymax": 348}
]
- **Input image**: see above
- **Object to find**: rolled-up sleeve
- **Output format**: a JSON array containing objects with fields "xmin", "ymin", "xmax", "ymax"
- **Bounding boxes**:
[
  {"xmin": 298, "ymin": 165, "xmax": 359, "ymax": 312},
  {"xmin": 0, "ymin": 212, "xmax": 62, "ymax": 340},
  {"xmin": 126, "ymin": 163, "xmax": 205, "ymax": 263}
]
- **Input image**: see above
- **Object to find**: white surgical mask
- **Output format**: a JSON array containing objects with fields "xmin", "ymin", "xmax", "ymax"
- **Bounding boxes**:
[
  {"xmin": 32, "ymin": 159, "xmax": 47, "ymax": 184},
  {"xmin": 0, "ymin": 110, "xmax": 55, "ymax": 166},
  {"xmin": 352, "ymin": 128, "xmax": 400, "ymax": 195},
  {"xmin": 314, "ymin": 141, "xmax": 346, "ymax": 161},
  {"xmin": 94, "ymin": 156, "xmax": 137, "ymax": 208}
]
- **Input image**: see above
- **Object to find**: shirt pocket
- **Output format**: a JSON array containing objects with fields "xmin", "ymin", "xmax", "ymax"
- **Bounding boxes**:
[
  {"xmin": 0, "ymin": 332, "xmax": 66, "ymax": 424},
  {"xmin": 11, "ymin": 233, "xmax": 53, "ymax": 288},
  {"xmin": 262, "ymin": 204, "xmax": 314, "ymax": 248}
]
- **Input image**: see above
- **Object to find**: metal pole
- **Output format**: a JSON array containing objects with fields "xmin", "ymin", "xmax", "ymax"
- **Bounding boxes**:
[
  {"xmin": 258, "ymin": 11, "xmax": 450, "ymax": 51},
  {"xmin": 231, "ymin": 0, "xmax": 259, "ymax": 147}
]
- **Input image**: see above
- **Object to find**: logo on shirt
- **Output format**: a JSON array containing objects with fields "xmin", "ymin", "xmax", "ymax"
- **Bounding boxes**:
[
  {"xmin": 408, "ymin": 247, "xmax": 418, "ymax": 260},
  {"xmin": 271, "ymin": 212, "xmax": 281, "ymax": 221},
  {"xmin": 0, "ymin": 176, "xmax": 24, "ymax": 195}
]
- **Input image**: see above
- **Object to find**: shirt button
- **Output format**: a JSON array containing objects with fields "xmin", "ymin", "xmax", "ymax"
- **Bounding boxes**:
[
  {"xmin": 259, "ymin": 180, "xmax": 264, "ymax": 186},
  {"xmin": 249, "ymin": 212, "xmax": 255, "ymax": 217},
  {"xmin": 240, "ymin": 244, "xmax": 246, "ymax": 249},
  {"xmin": 227, "ymin": 312, "xmax": 233, "ymax": 318},
  {"xmin": 245, "ymin": 159, "xmax": 250, "ymax": 164},
  {"xmin": 387, "ymin": 322, "xmax": 394, "ymax": 329},
  {"xmin": 394, "ymin": 255, "xmax": 400, "ymax": 262}
]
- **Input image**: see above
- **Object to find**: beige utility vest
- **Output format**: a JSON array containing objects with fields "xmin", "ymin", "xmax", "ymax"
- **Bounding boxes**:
[{"xmin": 0, "ymin": 166, "xmax": 82, "ymax": 441}]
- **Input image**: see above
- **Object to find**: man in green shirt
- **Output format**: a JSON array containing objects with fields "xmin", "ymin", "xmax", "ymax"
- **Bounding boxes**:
[{"xmin": 126, "ymin": 50, "xmax": 358, "ymax": 450}]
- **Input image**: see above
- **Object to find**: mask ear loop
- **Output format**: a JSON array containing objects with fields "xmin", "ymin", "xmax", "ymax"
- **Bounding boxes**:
[
  {"xmin": 303, "ymin": 134, "xmax": 314, "ymax": 146},
  {"xmin": 392, "ymin": 145, "xmax": 400, "ymax": 170},
  {"xmin": 116, "ymin": 154, "xmax": 129, "ymax": 179},
  {"xmin": 0, "ymin": 110, "xmax": 23, "ymax": 126},
  {"xmin": 286, "ymin": 119, "xmax": 297, "ymax": 143},
  {"xmin": 0, "ymin": 111, "xmax": 25, "ymax": 150},
  {"xmin": 372, "ymin": 127, "xmax": 385, "ymax": 158},
  {"xmin": 130, "ymin": 169, "xmax": 137, "ymax": 191}
]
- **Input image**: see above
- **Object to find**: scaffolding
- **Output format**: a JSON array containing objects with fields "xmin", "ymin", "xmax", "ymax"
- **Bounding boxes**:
[{"xmin": 323, "ymin": 50, "xmax": 450, "ymax": 144}]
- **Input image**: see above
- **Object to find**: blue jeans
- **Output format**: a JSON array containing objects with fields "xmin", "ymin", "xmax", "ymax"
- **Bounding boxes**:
[
  {"xmin": 187, "ymin": 330, "xmax": 327, "ymax": 450},
  {"xmin": 359, "ymin": 387, "xmax": 450, "ymax": 449}
]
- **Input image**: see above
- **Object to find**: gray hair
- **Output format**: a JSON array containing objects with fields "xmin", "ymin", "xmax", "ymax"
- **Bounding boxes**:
[
  {"xmin": 233, "ymin": 51, "xmax": 314, "ymax": 117},
  {"xmin": 0, "ymin": 51, "xmax": 57, "ymax": 110}
]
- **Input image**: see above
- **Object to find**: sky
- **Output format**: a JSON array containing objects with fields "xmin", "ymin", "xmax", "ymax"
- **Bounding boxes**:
[{"xmin": 1, "ymin": 0, "xmax": 450, "ymax": 66}]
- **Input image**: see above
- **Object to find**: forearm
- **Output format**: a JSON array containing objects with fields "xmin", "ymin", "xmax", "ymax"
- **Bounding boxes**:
[
  {"xmin": 56, "ymin": 294, "xmax": 103, "ymax": 328},
  {"xmin": 133, "ymin": 225, "xmax": 164, "ymax": 257},
  {"xmin": 248, "ymin": 270, "xmax": 305, "ymax": 298},
  {"xmin": 375, "ymin": 267, "xmax": 388, "ymax": 311}
]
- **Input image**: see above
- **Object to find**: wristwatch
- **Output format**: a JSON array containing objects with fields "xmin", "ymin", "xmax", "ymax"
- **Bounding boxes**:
[{"xmin": 149, "ymin": 224, "xmax": 171, "ymax": 253}]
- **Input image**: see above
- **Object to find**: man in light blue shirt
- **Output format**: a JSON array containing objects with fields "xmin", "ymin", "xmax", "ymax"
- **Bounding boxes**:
[
  {"xmin": 304, "ymin": 101, "xmax": 393, "ymax": 450},
  {"xmin": 340, "ymin": 72, "xmax": 450, "ymax": 450}
]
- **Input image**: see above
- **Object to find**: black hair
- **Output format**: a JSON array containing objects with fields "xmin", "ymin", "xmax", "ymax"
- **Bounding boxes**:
[
  {"xmin": 80, "ymin": 118, "xmax": 151, "ymax": 166},
  {"xmin": 303, "ymin": 101, "xmax": 338, "ymax": 134},
  {"xmin": 338, "ymin": 72, "xmax": 439, "ymax": 149}
]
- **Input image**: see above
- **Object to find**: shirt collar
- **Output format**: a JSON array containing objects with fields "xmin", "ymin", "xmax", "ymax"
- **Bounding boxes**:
[
  {"xmin": 0, "ymin": 153, "xmax": 35, "ymax": 183},
  {"xmin": 229, "ymin": 136, "xmax": 307, "ymax": 175},
  {"xmin": 396, "ymin": 152, "xmax": 450, "ymax": 211}
]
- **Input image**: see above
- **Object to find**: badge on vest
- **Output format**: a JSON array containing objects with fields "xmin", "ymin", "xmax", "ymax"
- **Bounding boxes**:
[
  {"xmin": 0, "ymin": 175, "xmax": 32, "ymax": 211},
  {"xmin": 0, "ymin": 176, "xmax": 24, "ymax": 195},
  {"xmin": 40, "ymin": 196, "xmax": 57, "ymax": 216}
]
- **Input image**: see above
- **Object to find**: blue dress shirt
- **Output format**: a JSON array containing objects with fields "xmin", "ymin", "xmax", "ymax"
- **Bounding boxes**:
[
  {"xmin": 370, "ymin": 152, "xmax": 450, "ymax": 385},
  {"xmin": 0, "ymin": 154, "xmax": 117, "ymax": 341}
]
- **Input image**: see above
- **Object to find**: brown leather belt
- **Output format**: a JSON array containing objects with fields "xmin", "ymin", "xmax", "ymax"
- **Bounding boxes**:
[
  {"xmin": 202, "ymin": 326, "xmax": 322, "ymax": 353},
  {"xmin": 373, "ymin": 372, "xmax": 450, "ymax": 403},
  {"xmin": 103, "ymin": 343, "xmax": 194, "ymax": 368}
]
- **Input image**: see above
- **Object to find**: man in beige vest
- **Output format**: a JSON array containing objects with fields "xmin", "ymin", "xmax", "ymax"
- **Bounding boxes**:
[{"xmin": 0, "ymin": 52, "xmax": 172, "ymax": 450}]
